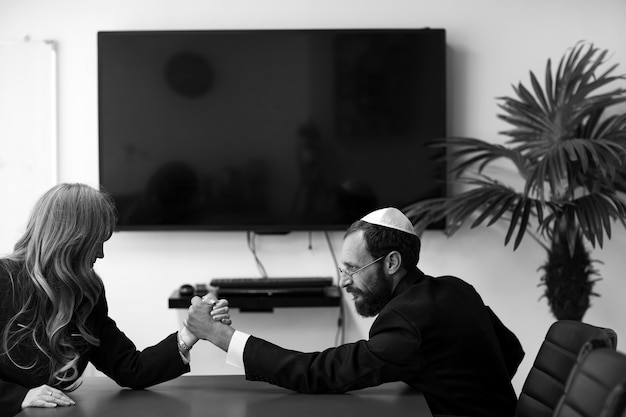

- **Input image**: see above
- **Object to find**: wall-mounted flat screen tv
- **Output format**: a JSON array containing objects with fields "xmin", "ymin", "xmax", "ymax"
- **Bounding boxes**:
[{"xmin": 98, "ymin": 28, "xmax": 446, "ymax": 232}]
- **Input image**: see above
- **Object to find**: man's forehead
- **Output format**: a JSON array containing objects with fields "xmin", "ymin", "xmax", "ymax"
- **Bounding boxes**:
[{"xmin": 341, "ymin": 231, "xmax": 368, "ymax": 263}]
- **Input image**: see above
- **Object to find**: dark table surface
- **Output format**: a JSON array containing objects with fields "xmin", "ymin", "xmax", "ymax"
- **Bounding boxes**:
[{"xmin": 17, "ymin": 375, "xmax": 432, "ymax": 417}]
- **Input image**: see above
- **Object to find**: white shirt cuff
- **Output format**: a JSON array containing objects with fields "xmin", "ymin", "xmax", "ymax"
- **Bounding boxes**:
[
  {"xmin": 225, "ymin": 330, "xmax": 251, "ymax": 369},
  {"xmin": 178, "ymin": 350, "xmax": 191, "ymax": 365}
]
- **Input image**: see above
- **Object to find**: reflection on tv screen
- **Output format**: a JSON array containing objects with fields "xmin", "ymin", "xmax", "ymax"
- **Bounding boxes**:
[{"xmin": 98, "ymin": 29, "xmax": 447, "ymax": 231}]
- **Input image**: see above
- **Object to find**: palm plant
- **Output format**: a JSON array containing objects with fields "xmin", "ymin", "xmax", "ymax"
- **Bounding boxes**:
[{"xmin": 405, "ymin": 42, "xmax": 626, "ymax": 320}]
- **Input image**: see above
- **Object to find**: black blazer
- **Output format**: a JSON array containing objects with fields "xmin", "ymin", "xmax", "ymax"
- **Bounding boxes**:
[
  {"xmin": 0, "ymin": 261, "xmax": 189, "ymax": 416},
  {"xmin": 243, "ymin": 268, "xmax": 523, "ymax": 417}
]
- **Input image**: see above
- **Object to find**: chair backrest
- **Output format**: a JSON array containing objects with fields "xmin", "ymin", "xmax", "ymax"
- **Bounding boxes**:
[
  {"xmin": 553, "ymin": 348, "xmax": 626, "ymax": 417},
  {"xmin": 604, "ymin": 382, "xmax": 626, "ymax": 417},
  {"xmin": 514, "ymin": 320, "xmax": 617, "ymax": 417}
]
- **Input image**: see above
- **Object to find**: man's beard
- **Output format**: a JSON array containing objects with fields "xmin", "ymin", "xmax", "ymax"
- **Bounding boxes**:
[{"xmin": 351, "ymin": 268, "xmax": 393, "ymax": 317}]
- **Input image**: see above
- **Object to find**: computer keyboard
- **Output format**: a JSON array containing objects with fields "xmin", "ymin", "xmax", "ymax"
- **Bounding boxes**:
[{"xmin": 210, "ymin": 277, "xmax": 333, "ymax": 289}]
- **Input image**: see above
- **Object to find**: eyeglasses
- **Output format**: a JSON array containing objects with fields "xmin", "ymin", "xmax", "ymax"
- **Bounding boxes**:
[{"xmin": 338, "ymin": 255, "xmax": 386, "ymax": 279}]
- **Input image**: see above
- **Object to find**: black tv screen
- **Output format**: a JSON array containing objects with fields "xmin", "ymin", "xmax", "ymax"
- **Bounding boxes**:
[{"xmin": 98, "ymin": 29, "xmax": 446, "ymax": 232}]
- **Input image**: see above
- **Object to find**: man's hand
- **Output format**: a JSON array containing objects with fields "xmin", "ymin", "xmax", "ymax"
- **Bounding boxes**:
[
  {"xmin": 185, "ymin": 296, "xmax": 235, "ymax": 351},
  {"xmin": 21, "ymin": 385, "xmax": 75, "ymax": 409},
  {"xmin": 202, "ymin": 293, "xmax": 232, "ymax": 325}
]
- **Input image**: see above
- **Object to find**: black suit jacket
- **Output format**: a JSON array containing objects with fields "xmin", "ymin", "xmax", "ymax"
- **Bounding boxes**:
[
  {"xmin": 0, "ymin": 261, "xmax": 189, "ymax": 416},
  {"xmin": 243, "ymin": 268, "xmax": 523, "ymax": 417}
]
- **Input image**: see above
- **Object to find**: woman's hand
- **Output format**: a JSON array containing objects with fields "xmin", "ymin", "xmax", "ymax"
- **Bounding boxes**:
[{"xmin": 21, "ymin": 384, "xmax": 75, "ymax": 409}]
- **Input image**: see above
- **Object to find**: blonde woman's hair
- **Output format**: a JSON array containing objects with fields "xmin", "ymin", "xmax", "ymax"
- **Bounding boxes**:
[{"xmin": 1, "ymin": 183, "xmax": 117, "ymax": 389}]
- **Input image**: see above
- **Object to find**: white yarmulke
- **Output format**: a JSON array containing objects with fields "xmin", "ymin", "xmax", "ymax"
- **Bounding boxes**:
[{"xmin": 361, "ymin": 207, "xmax": 417, "ymax": 236}]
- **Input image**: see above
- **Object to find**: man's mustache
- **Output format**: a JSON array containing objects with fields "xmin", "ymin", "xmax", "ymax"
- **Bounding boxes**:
[{"xmin": 345, "ymin": 287, "xmax": 363, "ymax": 296}]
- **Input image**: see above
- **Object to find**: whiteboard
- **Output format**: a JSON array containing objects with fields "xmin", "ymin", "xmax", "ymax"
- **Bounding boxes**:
[{"xmin": 0, "ymin": 39, "xmax": 57, "ymax": 254}]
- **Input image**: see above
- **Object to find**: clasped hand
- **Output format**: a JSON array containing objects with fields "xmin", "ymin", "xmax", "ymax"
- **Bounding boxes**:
[
  {"xmin": 185, "ymin": 295, "xmax": 231, "ymax": 342},
  {"xmin": 202, "ymin": 294, "xmax": 231, "ymax": 326}
]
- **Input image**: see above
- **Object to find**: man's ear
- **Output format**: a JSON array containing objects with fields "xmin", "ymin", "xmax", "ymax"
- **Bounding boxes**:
[{"xmin": 385, "ymin": 251, "xmax": 402, "ymax": 274}]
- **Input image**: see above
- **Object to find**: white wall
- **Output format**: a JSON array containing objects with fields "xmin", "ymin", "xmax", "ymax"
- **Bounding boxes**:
[{"xmin": 1, "ymin": 0, "xmax": 626, "ymax": 394}]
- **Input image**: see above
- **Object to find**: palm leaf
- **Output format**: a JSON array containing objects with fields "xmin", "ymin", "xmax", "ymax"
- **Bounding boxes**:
[
  {"xmin": 596, "ymin": 113, "xmax": 626, "ymax": 140},
  {"xmin": 406, "ymin": 178, "xmax": 546, "ymax": 249},
  {"xmin": 524, "ymin": 138, "xmax": 626, "ymax": 200},
  {"xmin": 405, "ymin": 41, "xmax": 626, "ymax": 254},
  {"xmin": 500, "ymin": 43, "xmax": 626, "ymax": 155},
  {"xmin": 547, "ymin": 192, "xmax": 626, "ymax": 249},
  {"xmin": 438, "ymin": 137, "xmax": 531, "ymax": 178},
  {"xmin": 530, "ymin": 70, "xmax": 551, "ymax": 115}
]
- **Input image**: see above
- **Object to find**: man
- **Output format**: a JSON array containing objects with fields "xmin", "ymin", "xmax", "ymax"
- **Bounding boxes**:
[{"xmin": 185, "ymin": 207, "xmax": 524, "ymax": 417}]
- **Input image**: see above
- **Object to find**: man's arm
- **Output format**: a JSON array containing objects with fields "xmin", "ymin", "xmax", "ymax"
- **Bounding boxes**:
[
  {"xmin": 187, "ymin": 296, "xmax": 421, "ymax": 393},
  {"xmin": 486, "ymin": 306, "xmax": 524, "ymax": 379}
]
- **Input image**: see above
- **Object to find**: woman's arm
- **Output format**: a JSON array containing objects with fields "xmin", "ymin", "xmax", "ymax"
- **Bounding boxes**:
[
  {"xmin": 0, "ymin": 379, "xmax": 30, "ymax": 416},
  {"xmin": 87, "ymin": 295, "xmax": 191, "ymax": 389},
  {"xmin": 88, "ymin": 293, "xmax": 230, "ymax": 389}
]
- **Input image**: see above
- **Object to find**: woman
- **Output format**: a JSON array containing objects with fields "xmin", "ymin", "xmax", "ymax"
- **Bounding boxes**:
[{"xmin": 0, "ymin": 183, "xmax": 230, "ymax": 416}]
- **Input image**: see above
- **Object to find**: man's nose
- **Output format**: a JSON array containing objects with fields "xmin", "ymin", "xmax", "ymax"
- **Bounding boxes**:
[{"xmin": 340, "ymin": 275, "xmax": 352, "ymax": 288}]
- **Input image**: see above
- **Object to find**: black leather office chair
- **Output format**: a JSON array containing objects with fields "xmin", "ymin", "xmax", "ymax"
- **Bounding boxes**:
[
  {"xmin": 514, "ymin": 320, "xmax": 618, "ymax": 417},
  {"xmin": 602, "ymin": 382, "xmax": 626, "ymax": 417},
  {"xmin": 553, "ymin": 348, "xmax": 626, "ymax": 417}
]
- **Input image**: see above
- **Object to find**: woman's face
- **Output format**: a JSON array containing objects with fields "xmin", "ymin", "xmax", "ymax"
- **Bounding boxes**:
[{"xmin": 91, "ymin": 241, "xmax": 105, "ymax": 267}]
